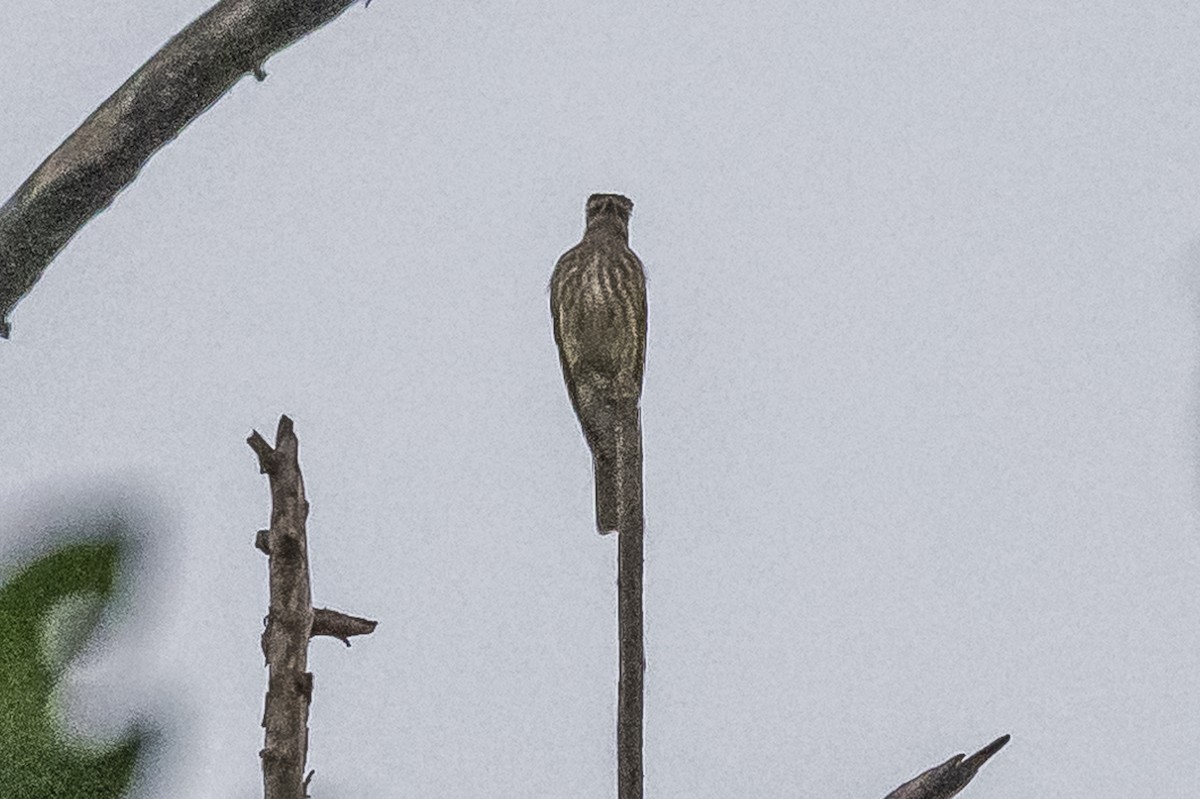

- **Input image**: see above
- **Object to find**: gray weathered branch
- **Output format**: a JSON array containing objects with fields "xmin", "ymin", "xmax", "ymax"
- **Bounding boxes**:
[
  {"xmin": 883, "ymin": 734, "xmax": 1010, "ymax": 799},
  {"xmin": 250, "ymin": 415, "xmax": 315, "ymax": 799},
  {"xmin": 0, "ymin": 0, "xmax": 364, "ymax": 338},
  {"xmin": 250, "ymin": 414, "xmax": 376, "ymax": 799}
]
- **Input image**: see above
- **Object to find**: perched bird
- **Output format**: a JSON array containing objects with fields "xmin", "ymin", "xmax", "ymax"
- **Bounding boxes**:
[
  {"xmin": 550, "ymin": 193, "xmax": 648, "ymax": 534},
  {"xmin": 884, "ymin": 734, "xmax": 1010, "ymax": 799}
]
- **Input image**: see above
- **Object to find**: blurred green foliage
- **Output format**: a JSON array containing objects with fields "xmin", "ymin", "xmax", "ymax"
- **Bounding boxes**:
[{"xmin": 0, "ymin": 539, "xmax": 143, "ymax": 798}]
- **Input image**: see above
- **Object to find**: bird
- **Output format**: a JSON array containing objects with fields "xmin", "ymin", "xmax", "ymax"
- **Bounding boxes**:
[
  {"xmin": 550, "ymin": 193, "xmax": 648, "ymax": 534},
  {"xmin": 883, "ymin": 734, "xmax": 1010, "ymax": 799}
]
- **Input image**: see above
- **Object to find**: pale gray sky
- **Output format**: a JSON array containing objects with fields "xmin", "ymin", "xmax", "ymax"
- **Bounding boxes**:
[{"xmin": 2, "ymin": 1, "xmax": 1199, "ymax": 797}]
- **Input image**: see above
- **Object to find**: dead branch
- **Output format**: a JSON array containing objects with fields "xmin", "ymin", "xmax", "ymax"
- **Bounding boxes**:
[
  {"xmin": 312, "ymin": 607, "xmax": 378, "ymax": 646},
  {"xmin": 883, "ymin": 734, "xmax": 1010, "ymax": 799},
  {"xmin": 0, "ymin": 0, "xmax": 364, "ymax": 338},
  {"xmin": 250, "ymin": 414, "xmax": 376, "ymax": 799}
]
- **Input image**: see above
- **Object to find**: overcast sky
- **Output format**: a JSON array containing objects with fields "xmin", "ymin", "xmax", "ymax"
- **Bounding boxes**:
[{"xmin": 3, "ymin": 1, "xmax": 1200, "ymax": 797}]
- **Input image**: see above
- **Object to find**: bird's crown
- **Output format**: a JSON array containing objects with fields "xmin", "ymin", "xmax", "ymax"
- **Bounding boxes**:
[{"xmin": 586, "ymin": 193, "xmax": 633, "ymax": 221}]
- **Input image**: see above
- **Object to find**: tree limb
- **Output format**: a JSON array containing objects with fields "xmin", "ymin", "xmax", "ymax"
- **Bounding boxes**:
[
  {"xmin": 883, "ymin": 734, "xmax": 1010, "ymax": 799},
  {"xmin": 249, "ymin": 415, "xmax": 378, "ymax": 798},
  {"xmin": 311, "ymin": 607, "xmax": 378, "ymax": 646},
  {"xmin": 250, "ymin": 415, "xmax": 315, "ymax": 799},
  {"xmin": 0, "ymin": 0, "xmax": 365, "ymax": 338},
  {"xmin": 615, "ymin": 412, "xmax": 644, "ymax": 799}
]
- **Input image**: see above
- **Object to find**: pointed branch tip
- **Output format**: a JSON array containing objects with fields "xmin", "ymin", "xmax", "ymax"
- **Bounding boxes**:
[
  {"xmin": 247, "ymin": 430, "xmax": 273, "ymax": 471},
  {"xmin": 883, "ymin": 734, "xmax": 1011, "ymax": 799},
  {"xmin": 311, "ymin": 607, "xmax": 378, "ymax": 645}
]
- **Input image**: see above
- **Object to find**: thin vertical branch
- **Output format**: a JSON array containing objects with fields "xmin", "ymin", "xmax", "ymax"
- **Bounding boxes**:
[
  {"xmin": 248, "ymin": 415, "xmax": 377, "ymax": 799},
  {"xmin": 248, "ymin": 415, "xmax": 314, "ymax": 799},
  {"xmin": 615, "ymin": 413, "xmax": 645, "ymax": 799}
]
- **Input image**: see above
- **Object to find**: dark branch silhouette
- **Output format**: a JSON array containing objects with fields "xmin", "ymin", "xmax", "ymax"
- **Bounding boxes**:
[
  {"xmin": 614, "ymin": 415, "xmax": 645, "ymax": 799},
  {"xmin": 883, "ymin": 734, "xmax": 1010, "ymax": 799},
  {"xmin": 0, "ymin": 0, "xmax": 364, "ymax": 338},
  {"xmin": 249, "ymin": 414, "xmax": 376, "ymax": 799}
]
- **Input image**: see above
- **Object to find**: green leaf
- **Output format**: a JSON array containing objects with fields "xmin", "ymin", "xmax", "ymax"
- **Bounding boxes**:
[{"xmin": 0, "ymin": 538, "xmax": 144, "ymax": 798}]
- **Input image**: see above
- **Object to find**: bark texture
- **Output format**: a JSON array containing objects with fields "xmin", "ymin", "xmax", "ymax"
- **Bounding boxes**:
[
  {"xmin": 249, "ymin": 415, "xmax": 376, "ymax": 799},
  {"xmin": 249, "ymin": 416, "xmax": 315, "ymax": 799}
]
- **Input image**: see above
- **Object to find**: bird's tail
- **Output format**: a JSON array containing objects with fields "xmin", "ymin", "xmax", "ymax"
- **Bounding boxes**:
[
  {"xmin": 593, "ymin": 449, "xmax": 618, "ymax": 534},
  {"xmin": 592, "ymin": 407, "xmax": 640, "ymax": 535}
]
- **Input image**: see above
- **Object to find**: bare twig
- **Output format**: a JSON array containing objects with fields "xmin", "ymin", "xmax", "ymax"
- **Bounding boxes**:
[
  {"xmin": 250, "ymin": 414, "xmax": 376, "ymax": 799},
  {"xmin": 615, "ymin": 413, "xmax": 644, "ymax": 799},
  {"xmin": 311, "ymin": 607, "xmax": 378, "ymax": 646},
  {"xmin": 883, "ymin": 734, "xmax": 1010, "ymax": 799},
  {"xmin": 0, "ymin": 0, "xmax": 365, "ymax": 338}
]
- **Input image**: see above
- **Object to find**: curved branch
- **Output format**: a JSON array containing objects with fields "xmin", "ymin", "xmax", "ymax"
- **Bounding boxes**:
[{"xmin": 0, "ymin": 0, "xmax": 365, "ymax": 338}]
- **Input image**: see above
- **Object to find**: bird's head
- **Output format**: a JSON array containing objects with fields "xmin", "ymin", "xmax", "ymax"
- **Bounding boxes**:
[{"xmin": 585, "ymin": 193, "xmax": 634, "ymax": 239}]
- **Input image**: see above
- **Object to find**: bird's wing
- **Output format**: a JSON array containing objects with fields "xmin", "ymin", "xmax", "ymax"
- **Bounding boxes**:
[
  {"xmin": 550, "ymin": 248, "xmax": 589, "ymax": 415},
  {"xmin": 627, "ymin": 249, "xmax": 648, "ymax": 391}
]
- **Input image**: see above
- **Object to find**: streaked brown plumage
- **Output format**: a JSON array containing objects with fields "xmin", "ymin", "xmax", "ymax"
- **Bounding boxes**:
[{"xmin": 550, "ymin": 193, "xmax": 647, "ymax": 533}]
